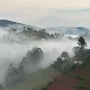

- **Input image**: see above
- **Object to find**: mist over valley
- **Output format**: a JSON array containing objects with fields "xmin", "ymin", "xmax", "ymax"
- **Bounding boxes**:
[{"xmin": 0, "ymin": 20, "xmax": 89, "ymax": 90}]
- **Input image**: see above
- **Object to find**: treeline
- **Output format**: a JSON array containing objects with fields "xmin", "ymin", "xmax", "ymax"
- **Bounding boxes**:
[
  {"xmin": 9, "ymin": 27, "xmax": 64, "ymax": 40},
  {"xmin": 52, "ymin": 36, "xmax": 90, "ymax": 73}
]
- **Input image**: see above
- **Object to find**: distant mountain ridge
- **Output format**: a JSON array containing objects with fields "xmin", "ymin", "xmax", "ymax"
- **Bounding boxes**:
[
  {"xmin": 46, "ymin": 26, "xmax": 89, "ymax": 35},
  {"xmin": 0, "ymin": 19, "xmax": 89, "ymax": 35},
  {"xmin": 0, "ymin": 19, "xmax": 40, "ymax": 31},
  {"xmin": 0, "ymin": 19, "xmax": 22, "ymax": 27}
]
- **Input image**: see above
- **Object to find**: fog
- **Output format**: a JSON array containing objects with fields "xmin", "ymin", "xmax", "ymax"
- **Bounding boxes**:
[{"xmin": 0, "ymin": 28, "xmax": 78, "ymax": 83}]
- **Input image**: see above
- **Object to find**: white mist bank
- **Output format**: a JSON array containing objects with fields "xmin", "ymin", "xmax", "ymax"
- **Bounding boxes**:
[
  {"xmin": 32, "ymin": 40, "xmax": 77, "ymax": 67},
  {"xmin": 0, "ymin": 28, "xmax": 78, "ymax": 83},
  {"xmin": 0, "ymin": 39, "xmax": 77, "ymax": 83}
]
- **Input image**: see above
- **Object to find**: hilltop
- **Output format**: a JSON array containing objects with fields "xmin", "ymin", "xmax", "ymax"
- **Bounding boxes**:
[{"xmin": 0, "ymin": 19, "xmax": 89, "ymax": 36}]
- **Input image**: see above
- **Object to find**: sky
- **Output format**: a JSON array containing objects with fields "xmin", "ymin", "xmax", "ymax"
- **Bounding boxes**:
[{"xmin": 0, "ymin": 0, "xmax": 90, "ymax": 28}]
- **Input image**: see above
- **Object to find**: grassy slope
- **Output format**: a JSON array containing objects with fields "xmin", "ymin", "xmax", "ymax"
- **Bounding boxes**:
[
  {"xmin": 8, "ymin": 49, "xmax": 90, "ymax": 90},
  {"xmin": 76, "ymin": 73, "xmax": 90, "ymax": 90},
  {"xmin": 11, "ymin": 67, "xmax": 59, "ymax": 90},
  {"xmin": 67, "ymin": 57, "xmax": 90, "ymax": 90},
  {"xmin": 76, "ymin": 67, "xmax": 90, "ymax": 89}
]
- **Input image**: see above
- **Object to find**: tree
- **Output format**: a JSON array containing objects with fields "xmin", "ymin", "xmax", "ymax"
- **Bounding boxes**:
[
  {"xmin": 27, "ymin": 27, "xmax": 33, "ymax": 31},
  {"xmin": 0, "ymin": 84, "xmax": 3, "ymax": 90},
  {"xmin": 19, "ymin": 47, "xmax": 44, "ymax": 74},
  {"xmin": 56, "ymin": 57, "xmax": 62, "ymax": 63},
  {"xmin": 27, "ymin": 47, "xmax": 44, "ymax": 63},
  {"xmin": 4, "ymin": 63, "xmax": 25, "ymax": 88},
  {"xmin": 77, "ymin": 36, "xmax": 87, "ymax": 49},
  {"xmin": 73, "ymin": 46, "xmax": 81, "ymax": 56},
  {"xmin": 61, "ymin": 52, "xmax": 69, "ymax": 60}
]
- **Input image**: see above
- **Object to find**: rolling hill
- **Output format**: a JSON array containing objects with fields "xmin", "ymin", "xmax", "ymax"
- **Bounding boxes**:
[
  {"xmin": 0, "ymin": 19, "xmax": 89, "ymax": 36},
  {"xmin": 46, "ymin": 26, "xmax": 89, "ymax": 35}
]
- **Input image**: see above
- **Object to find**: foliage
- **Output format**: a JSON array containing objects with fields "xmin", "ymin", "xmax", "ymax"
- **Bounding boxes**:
[
  {"xmin": 4, "ymin": 64, "xmax": 25, "ymax": 88},
  {"xmin": 73, "ymin": 46, "xmax": 81, "ymax": 56},
  {"xmin": 77, "ymin": 36, "xmax": 87, "ymax": 49},
  {"xmin": 61, "ymin": 51, "xmax": 69, "ymax": 60},
  {"xmin": 4, "ymin": 47, "xmax": 44, "ymax": 88},
  {"xmin": 52, "ymin": 52, "xmax": 71, "ymax": 73},
  {"xmin": 12, "ymin": 67, "xmax": 57, "ymax": 90},
  {"xmin": 0, "ymin": 84, "xmax": 3, "ymax": 90},
  {"xmin": 20, "ymin": 47, "xmax": 44, "ymax": 71}
]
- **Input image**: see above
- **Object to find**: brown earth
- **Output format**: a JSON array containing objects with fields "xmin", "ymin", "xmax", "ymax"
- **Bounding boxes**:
[
  {"xmin": 71, "ymin": 69, "xmax": 90, "ymax": 75},
  {"xmin": 47, "ymin": 74, "xmax": 79, "ymax": 90},
  {"xmin": 47, "ymin": 69, "xmax": 89, "ymax": 90}
]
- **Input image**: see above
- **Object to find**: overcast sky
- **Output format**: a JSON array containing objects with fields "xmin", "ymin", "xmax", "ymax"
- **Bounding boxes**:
[{"xmin": 0, "ymin": 0, "xmax": 90, "ymax": 28}]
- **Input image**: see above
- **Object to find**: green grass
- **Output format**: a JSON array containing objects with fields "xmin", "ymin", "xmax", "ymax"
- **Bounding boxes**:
[
  {"xmin": 11, "ymin": 67, "xmax": 59, "ymax": 90},
  {"xmin": 75, "ymin": 72, "xmax": 90, "ymax": 90}
]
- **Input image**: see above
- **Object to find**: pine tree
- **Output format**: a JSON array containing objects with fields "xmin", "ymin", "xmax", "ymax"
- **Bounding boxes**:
[{"xmin": 77, "ymin": 36, "xmax": 87, "ymax": 49}]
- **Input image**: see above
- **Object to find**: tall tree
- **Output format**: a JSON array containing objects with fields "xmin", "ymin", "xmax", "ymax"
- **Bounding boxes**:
[{"xmin": 77, "ymin": 36, "xmax": 87, "ymax": 49}]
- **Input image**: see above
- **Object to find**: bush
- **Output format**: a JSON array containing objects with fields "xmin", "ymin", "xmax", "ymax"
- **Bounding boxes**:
[
  {"xmin": 41, "ymin": 87, "xmax": 47, "ymax": 90},
  {"xmin": 75, "ymin": 76, "xmax": 84, "ymax": 80}
]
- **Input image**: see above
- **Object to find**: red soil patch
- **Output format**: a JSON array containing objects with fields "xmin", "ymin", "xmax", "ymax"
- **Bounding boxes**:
[
  {"xmin": 47, "ymin": 69, "xmax": 90, "ymax": 90},
  {"xmin": 47, "ymin": 75, "xmax": 79, "ymax": 90},
  {"xmin": 72, "ymin": 69, "xmax": 89, "ymax": 75},
  {"xmin": 48, "ymin": 72, "xmax": 61, "ymax": 79}
]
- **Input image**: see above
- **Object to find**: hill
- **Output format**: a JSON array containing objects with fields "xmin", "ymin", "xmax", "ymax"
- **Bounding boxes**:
[
  {"xmin": 46, "ymin": 26, "xmax": 89, "ymax": 35},
  {"xmin": 0, "ymin": 20, "xmax": 20, "ymax": 27},
  {"xmin": 0, "ymin": 19, "xmax": 89, "ymax": 36},
  {"xmin": 0, "ymin": 19, "xmax": 40, "ymax": 31},
  {"xmin": 5, "ymin": 47, "xmax": 90, "ymax": 90}
]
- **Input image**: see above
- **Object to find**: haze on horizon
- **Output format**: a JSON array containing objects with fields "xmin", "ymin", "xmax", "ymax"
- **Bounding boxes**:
[{"xmin": 0, "ymin": 0, "xmax": 90, "ymax": 28}]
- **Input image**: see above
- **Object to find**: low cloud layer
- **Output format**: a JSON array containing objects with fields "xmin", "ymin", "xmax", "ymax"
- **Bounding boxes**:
[{"xmin": 0, "ymin": 28, "xmax": 78, "ymax": 83}]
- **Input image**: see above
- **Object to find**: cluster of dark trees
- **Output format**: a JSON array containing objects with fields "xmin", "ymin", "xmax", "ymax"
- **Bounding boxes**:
[
  {"xmin": 51, "ymin": 51, "xmax": 70, "ymax": 72},
  {"xmin": 73, "ymin": 36, "xmax": 87, "ymax": 55},
  {"xmin": 20, "ymin": 47, "xmax": 44, "ymax": 73},
  {"xmin": 0, "ymin": 84, "xmax": 3, "ymax": 90},
  {"xmin": 9, "ymin": 27, "xmax": 63, "ymax": 40},
  {"xmin": 72, "ymin": 36, "xmax": 90, "ymax": 69},
  {"xmin": 4, "ymin": 63, "xmax": 25, "ymax": 88},
  {"xmin": 52, "ymin": 36, "xmax": 89, "ymax": 72},
  {"xmin": 4, "ymin": 47, "xmax": 44, "ymax": 88}
]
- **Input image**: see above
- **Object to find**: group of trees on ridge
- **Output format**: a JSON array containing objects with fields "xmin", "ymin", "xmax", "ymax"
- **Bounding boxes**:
[
  {"xmin": 8, "ymin": 27, "xmax": 64, "ymax": 40},
  {"xmin": 52, "ymin": 36, "xmax": 88, "ymax": 72}
]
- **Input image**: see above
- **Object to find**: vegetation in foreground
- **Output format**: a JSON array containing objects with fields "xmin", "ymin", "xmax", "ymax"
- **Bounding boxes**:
[
  {"xmin": 2, "ymin": 36, "xmax": 90, "ymax": 90},
  {"xmin": 49, "ymin": 36, "xmax": 90, "ymax": 90},
  {"xmin": 10, "ymin": 67, "xmax": 59, "ymax": 90}
]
